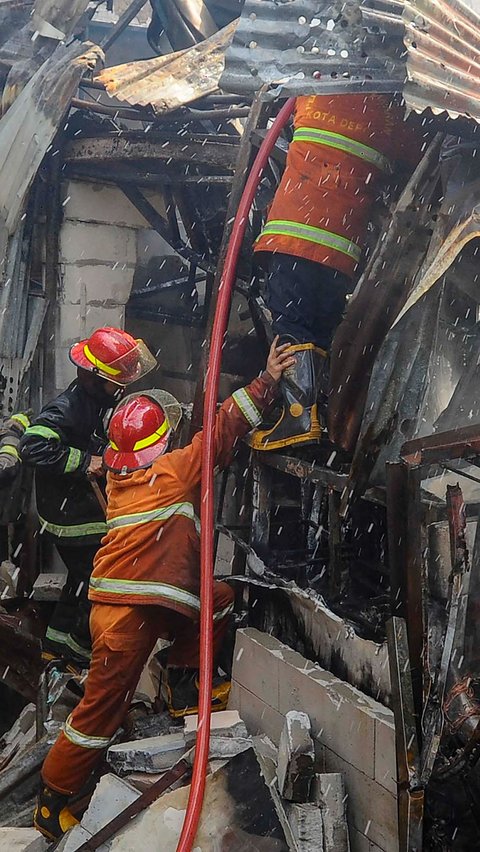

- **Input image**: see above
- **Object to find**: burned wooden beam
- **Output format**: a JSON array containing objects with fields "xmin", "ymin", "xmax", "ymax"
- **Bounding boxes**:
[
  {"xmin": 64, "ymin": 132, "xmax": 239, "ymax": 171},
  {"xmin": 387, "ymin": 617, "xmax": 424, "ymax": 852},
  {"xmin": 402, "ymin": 423, "xmax": 480, "ymax": 467},
  {"xmin": 386, "ymin": 462, "xmax": 424, "ymax": 719},
  {"xmin": 119, "ymin": 183, "xmax": 216, "ymax": 276}
]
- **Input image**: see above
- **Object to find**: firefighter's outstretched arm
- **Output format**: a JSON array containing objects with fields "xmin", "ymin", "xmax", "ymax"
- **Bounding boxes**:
[{"xmin": 166, "ymin": 337, "xmax": 295, "ymax": 488}]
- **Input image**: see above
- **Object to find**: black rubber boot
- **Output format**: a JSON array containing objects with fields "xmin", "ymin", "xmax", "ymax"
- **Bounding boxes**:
[
  {"xmin": 250, "ymin": 338, "xmax": 327, "ymax": 451},
  {"xmin": 34, "ymin": 785, "xmax": 78, "ymax": 840},
  {"xmin": 161, "ymin": 667, "xmax": 231, "ymax": 719}
]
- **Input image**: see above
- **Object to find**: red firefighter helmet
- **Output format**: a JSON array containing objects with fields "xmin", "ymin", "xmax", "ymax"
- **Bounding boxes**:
[
  {"xmin": 104, "ymin": 391, "xmax": 181, "ymax": 472},
  {"xmin": 69, "ymin": 327, "xmax": 156, "ymax": 386}
]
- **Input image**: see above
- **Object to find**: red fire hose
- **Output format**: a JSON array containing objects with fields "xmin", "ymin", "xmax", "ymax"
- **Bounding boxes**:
[{"xmin": 176, "ymin": 96, "xmax": 295, "ymax": 851}]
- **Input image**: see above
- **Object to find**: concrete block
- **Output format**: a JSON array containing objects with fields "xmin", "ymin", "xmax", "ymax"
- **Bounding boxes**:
[
  {"xmin": 234, "ymin": 629, "xmax": 391, "ymax": 783},
  {"xmin": 0, "ymin": 828, "xmax": 41, "ymax": 849},
  {"xmin": 59, "ymin": 221, "xmax": 137, "ymax": 266},
  {"xmin": 84, "ymin": 266, "xmax": 134, "ymax": 307},
  {"xmin": 231, "ymin": 628, "xmax": 282, "ymax": 711},
  {"xmin": 277, "ymin": 711, "xmax": 314, "ymax": 803},
  {"xmin": 33, "ymin": 572, "xmax": 66, "ymax": 601},
  {"xmin": 286, "ymin": 803, "xmax": 324, "ymax": 851},
  {"xmin": 374, "ymin": 715, "xmax": 397, "ymax": 796},
  {"xmin": 57, "ymin": 303, "xmax": 85, "ymax": 348},
  {"xmin": 228, "ymin": 682, "xmax": 285, "ymax": 744},
  {"xmin": 61, "ymin": 264, "xmax": 135, "ymax": 308},
  {"xmin": 107, "ymin": 733, "xmax": 186, "ymax": 776},
  {"xmin": 54, "ymin": 345, "xmax": 77, "ymax": 393},
  {"xmin": 80, "ymin": 773, "xmax": 140, "ymax": 835},
  {"xmin": 313, "ymin": 773, "xmax": 350, "ymax": 851},
  {"xmin": 84, "ymin": 305, "xmax": 125, "ymax": 337},
  {"xmin": 184, "ymin": 710, "xmax": 248, "ymax": 742},
  {"xmin": 62, "ymin": 181, "xmax": 151, "ymax": 229},
  {"xmin": 214, "ymin": 531, "xmax": 235, "ymax": 576},
  {"xmin": 277, "ymin": 648, "xmax": 376, "ymax": 781},
  {"xmin": 323, "ymin": 747, "xmax": 398, "ymax": 852}
]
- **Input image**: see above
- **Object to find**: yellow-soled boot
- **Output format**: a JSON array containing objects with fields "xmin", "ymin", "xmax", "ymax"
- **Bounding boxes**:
[
  {"xmin": 250, "ymin": 340, "xmax": 327, "ymax": 451},
  {"xmin": 161, "ymin": 667, "xmax": 231, "ymax": 719},
  {"xmin": 34, "ymin": 785, "xmax": 79, "ymax": 840}
]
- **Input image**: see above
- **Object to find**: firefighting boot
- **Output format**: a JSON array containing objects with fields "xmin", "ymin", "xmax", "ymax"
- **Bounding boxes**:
[
  {"xmin": 250, "ymin": 339, "xmax": 327, "ymax": 451},
  {"xmin": 161, "ymin": 667, "xmax": 231, "ymax": 719},
  {"xmin": 34, "ymin": 785, "xmax": 78, "ymax": 840}
]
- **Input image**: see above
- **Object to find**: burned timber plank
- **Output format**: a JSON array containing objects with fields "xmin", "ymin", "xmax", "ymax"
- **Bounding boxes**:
[
  {"xmin": 64, "ymin": 133, "xmax": 238, "ymax": 171},
  {"xmin": 387, "ymin": 617, "xmax": 424, "ymax": 852}
]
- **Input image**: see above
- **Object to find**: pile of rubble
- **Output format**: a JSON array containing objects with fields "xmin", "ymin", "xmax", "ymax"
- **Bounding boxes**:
[{"xmin": 0, "ymin": 705, "xmax": 350, "ymax": 850}]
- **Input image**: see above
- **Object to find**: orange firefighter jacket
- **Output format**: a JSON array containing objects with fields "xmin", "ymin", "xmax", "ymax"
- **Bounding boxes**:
[
  {"xmin": 89, "ymin": 374, "xmax": 276, "ymax": 618},
  {"xmin": 255, "ymin": 94, "xmax": 422, "ymax": 278}
]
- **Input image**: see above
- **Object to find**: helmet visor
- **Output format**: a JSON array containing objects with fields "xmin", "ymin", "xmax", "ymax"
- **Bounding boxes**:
[{"xmin": 104, "ymin": 339, "xmax": 157, "ymax": 386}]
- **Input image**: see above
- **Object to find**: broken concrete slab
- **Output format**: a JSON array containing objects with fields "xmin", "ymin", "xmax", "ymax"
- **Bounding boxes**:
[
  {"xmin": 286, "ymin": 804, "xmax": 324, "ymax": 851},
  {"xmin": 0, "ymin": 828, "xmax": 42, "ymax": 850},
  {"xmin": 91, "ymin": 748, "xmax": 289, "ymax": 851},
  {"xmin": 32, "ymin": 573, "xmax": 66, "ymax": 601},
  {"xmin": 107, "ymin": 733, "xmax": 186, "ymax": 776},
  {"xmin": 52, "ymin": 825, "xmax": 98, "ymax": 852},
  {"xmin": 22, "ymin": 834, "xmax": 50, "ymax": 852},
  {"xmin": 313, "ymin": 773, "xmax": 350, "ymax": 851},
  {"xmin": 277, "ymin": 711, "xmax": 314, "ymax": 803},
  {"xmin": 81, "ymin": 773, "xmax": 140, "ymax": 836},
  {"xmin": 184, "ymin": 709, "xmax": 248, "ymax": 742}
]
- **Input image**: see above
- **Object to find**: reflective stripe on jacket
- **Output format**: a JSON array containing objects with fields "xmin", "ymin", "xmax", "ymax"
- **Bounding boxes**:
[
  {"xmin": 89, "ymin": 374, "xmax": 276, "ymax": 617},
  {"xmin": 255, "ymin": 94, "xmax": 422, "ymax": 278},
  {"xmin": 20, "ymin": 380, "xmax": 110, "ymax": 545}
]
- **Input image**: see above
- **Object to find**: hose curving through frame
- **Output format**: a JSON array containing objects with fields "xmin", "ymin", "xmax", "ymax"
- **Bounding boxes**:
[{"xmin": 176, "ymin": 97, "xmax": 295, "ymax": 851}]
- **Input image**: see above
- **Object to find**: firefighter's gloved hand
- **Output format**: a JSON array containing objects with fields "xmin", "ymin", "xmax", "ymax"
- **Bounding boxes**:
[{"xmin": 0, "ymin": 450, "xmax": 20, "ymax": 487}]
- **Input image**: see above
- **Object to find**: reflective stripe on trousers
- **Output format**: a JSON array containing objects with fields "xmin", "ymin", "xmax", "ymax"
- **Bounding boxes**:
[
  {"xmin": 259, "ymin": 220, "xmax": 362, "ymax": 261},
  {"xmin": 63, "ymin": 714, "xmax": 112, "ymax": 750},
  {"xmin": 292, "ymin": 126, "xmax": 393, "ymax": 173},
  {"xmin": 89, "ymin": 577, "xmax": 234, "ymax": 621}
]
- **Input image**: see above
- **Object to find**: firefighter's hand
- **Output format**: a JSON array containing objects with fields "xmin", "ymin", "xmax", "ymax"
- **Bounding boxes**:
[
  {"xmin": 266, "ymin": 336, "xmax": 296, "ymax": 383},
  {"xmin": 87, "ymin": 455, "xmax": 104, "ymax": 479}
]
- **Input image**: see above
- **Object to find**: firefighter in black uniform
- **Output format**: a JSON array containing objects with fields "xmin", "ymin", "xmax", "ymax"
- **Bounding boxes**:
[{"xmin": 20, "ymin": 327, "xmax": 156, "ymax": 666}]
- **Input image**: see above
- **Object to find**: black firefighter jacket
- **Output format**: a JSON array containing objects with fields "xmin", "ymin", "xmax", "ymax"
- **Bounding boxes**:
[{"xmin": 19, "ymin": 381, "xmax": 110, "ymax": 546}]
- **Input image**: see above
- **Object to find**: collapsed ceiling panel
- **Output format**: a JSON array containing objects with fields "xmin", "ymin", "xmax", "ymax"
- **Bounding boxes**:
[
  {"xmin": 403, "ymin": 0, "xmax": 480, "ymax": 122},
  {"xmin": 220, "ymin": 0, "xmax": 407, "ymax": 97},
  {"xmin": 96, "ymin": 19, "xmax": 237, "ymax": 112}
]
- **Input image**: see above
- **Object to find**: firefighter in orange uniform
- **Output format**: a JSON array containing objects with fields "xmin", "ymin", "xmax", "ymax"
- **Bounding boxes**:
[
  {"xmin": 252, "ymin": 94, "xmax": 423, "ymax": 450},
  {"xmin": 34, "ymin": 337, "xmax": 295, "ymax": 840}
]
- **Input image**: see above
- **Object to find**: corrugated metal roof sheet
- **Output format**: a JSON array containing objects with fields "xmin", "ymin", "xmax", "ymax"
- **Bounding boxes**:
[
  {"xmin": 96, "ymin": 20, "xmax": 236, "ymax": 112},
  {"xmin": 220, "ymin": 0, "xmax": 407, "ymax": 97},
  {"xmin": 403, "ymin": 0, "xmax": 480, "ymax": 122}
]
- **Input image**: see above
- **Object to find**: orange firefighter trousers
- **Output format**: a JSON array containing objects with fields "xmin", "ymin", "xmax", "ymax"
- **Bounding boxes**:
[{"xmin": 42, "ymin": 581, "xmax": 234, "ymax": 795}]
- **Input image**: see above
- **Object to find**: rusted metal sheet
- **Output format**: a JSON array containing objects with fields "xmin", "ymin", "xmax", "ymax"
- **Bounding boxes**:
[
  {"xmin": 221, "ymin": 0, "xmax": 406, "ymax": 97},
  {"xmin": 403, "ymin": 0, "xmax": 480, "ymax": 123},
  {"xmin": 31, "ymin": 0, "xmax": 90, "ymax": 40},
  {"xmin": 96, "ymin": 20, "xmax": 237, "ymax": 113},
  {"xmin": 394, "ymin": 140, "xmax": 480, "ymax": 327},
  {"xmin": 328, "ymin": 135, "xmax": 442, "ymax": 454},
  {"xmin": 0, "ymin": 41, "xmax": 103, "ymax": 263}
]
